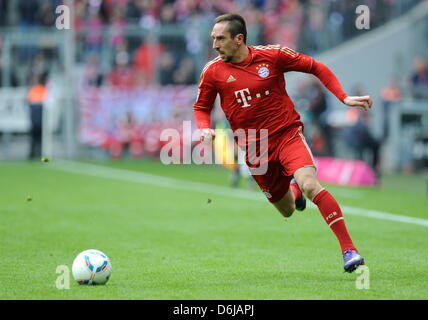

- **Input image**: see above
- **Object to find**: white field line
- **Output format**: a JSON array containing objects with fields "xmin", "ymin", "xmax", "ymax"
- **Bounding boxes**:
[{"xmin": 49, "ymin": 160, "xmax": 428, "ymax": 228}]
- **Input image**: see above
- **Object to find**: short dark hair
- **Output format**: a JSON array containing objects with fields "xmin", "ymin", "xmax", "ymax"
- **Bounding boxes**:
[{"xmin": 214, "ymin": 13, "xmax": 247, "ymax": 44}]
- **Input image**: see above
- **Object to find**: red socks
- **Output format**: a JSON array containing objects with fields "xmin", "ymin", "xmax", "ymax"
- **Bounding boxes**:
[
  {"xmin": 312, "ymin": 189, "xmax": 356, "ymax": 252},
  {"xmin": 290, "ymin": 182, "xmax": 302, "ymax": 201}
]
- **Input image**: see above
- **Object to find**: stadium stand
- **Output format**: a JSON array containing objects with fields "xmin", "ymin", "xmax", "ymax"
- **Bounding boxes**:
[{"xmin": 0, "ymin": 0, "xmax": 427, "ymax": 174}]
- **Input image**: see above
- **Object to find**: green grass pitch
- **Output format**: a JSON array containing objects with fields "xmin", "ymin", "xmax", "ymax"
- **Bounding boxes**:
[{"xmin": 1, "ymin": 159, "xmax": 427, "ymax": 300}]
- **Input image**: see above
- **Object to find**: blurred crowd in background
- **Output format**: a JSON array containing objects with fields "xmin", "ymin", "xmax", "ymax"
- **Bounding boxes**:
[
  {"xmin": 292, "ymin": 53, "xmax": 428, "ymax": 175},
  {"xmin": 1, "ymin": 0, "xmax": 425, "ymax": 93},
  {"xmin": 0, "ymin": 0, "xmax": 424, "ymax": 87},
  {"xmin": 0, "ymin": 0, "xmax": 427, "ymax": 174}
]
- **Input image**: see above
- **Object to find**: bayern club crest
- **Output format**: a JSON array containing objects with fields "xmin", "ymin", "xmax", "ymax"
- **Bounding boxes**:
[{"xmin": 257, "ymin": 64, "xmax": 270, "ymax": 78}]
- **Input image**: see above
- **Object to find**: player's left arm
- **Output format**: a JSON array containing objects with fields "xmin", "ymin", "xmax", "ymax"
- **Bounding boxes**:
[
  {"xmin": 277, "ymin": 47, "xmax": 372, "ymax": 112},
  {"xmin": 342, "ymin": 95, "xmax": 373, "ymax": 112},
  {"xmin": 310, "ymin": 59, "xmax": 372, "ymax": 112}
]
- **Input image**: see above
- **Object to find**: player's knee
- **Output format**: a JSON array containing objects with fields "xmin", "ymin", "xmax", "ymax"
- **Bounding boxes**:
[{"xmin": 300, "ymin": 178, "xmax": 320, "ymax": 200}]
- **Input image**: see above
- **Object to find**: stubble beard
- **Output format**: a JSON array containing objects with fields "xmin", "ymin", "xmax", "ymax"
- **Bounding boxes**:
[
  {"xmin": 222, "ymin": 55, "xmax": 232, "ymax": 62},
  {"xmin": 218, "ymin": 44, "xmax": 238, "ymax": 63}
]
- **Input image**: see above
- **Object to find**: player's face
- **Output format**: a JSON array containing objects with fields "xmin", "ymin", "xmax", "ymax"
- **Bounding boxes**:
[{"xmin": 211, "ymin": 22, "xmax": 240, "ymax": 63}]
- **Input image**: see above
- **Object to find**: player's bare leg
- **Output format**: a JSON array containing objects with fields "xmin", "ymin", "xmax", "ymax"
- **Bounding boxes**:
[
  {"xmin": 292, "ymin": 166, "xmax": 323, "ymax": 200},
  {"xmin": 293, "ymin": 166, "xmax": 365, "ymax": 272},
  {"xmin": 272, "ymin": 188, "xmax": 295, "ymax": 218},
  {"xmin": 272, "ymin": 178, "xmax": 307, "ymax": 218}
]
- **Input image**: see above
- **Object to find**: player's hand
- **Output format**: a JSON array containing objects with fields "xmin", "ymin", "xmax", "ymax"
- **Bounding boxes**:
[
  {"xmin": 343, "ymin": 96, "xmax": 373, "ymax": 112},
  {"xmin": 200, "ymin": 128, "xmax": 215, "ymax": 144}
]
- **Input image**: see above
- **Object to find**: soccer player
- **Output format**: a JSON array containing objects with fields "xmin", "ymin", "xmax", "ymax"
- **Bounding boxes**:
[{"xmin": 193, "ymin": 14, "xmax": 372, "ymax": 272}]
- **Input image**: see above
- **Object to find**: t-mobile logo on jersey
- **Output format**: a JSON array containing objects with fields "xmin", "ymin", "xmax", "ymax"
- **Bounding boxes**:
[
  {"xmin": 234, "ymin": 88, "xmax": 270, "ymax": 108},
  {"xmin": 235, "ymin": 88, "xmax": 252, "ymax": 107}
]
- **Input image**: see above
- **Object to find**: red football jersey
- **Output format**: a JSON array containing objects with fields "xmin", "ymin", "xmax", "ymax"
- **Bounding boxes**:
[{"xmin": 194, "ymin": 45, "xmax": 347, "ymax": 145}]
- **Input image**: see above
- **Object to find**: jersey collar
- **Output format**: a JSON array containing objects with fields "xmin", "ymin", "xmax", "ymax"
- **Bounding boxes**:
[{"xmin": 231, "ymin": 46, "xmax": 253, "ymax": 68}]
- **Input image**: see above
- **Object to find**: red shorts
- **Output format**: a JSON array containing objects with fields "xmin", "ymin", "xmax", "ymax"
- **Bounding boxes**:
[{"xmin": 249, "ymin": 125, "xmax": 316, "ymax": 203}]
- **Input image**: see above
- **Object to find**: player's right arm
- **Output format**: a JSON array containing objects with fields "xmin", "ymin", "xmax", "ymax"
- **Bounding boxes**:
[{"xmin": 194, "ymin": 62, "xmax": 219, "ymax": 143}]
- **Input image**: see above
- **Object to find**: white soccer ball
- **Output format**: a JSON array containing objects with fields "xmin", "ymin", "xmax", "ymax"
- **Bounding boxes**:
[{"xmin": 72, "ymin": 249, "xmax": 112, "ymax": 285}]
